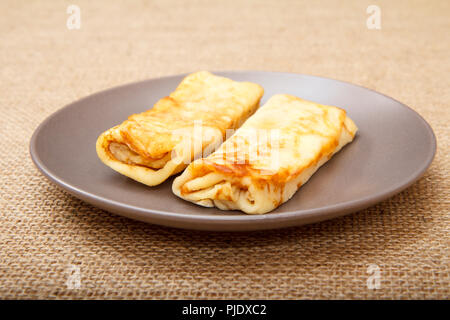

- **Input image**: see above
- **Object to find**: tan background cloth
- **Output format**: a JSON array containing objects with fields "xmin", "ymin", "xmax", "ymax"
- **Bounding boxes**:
[{"xmin": 0, "ymin": 0, "xmax": 448, "ymax": 299}]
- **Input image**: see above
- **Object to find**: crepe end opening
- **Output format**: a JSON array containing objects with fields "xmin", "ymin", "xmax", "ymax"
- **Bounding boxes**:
[
  {"xmin": 96, "ymin": 130, "xmax": 171, "ymax": 171},
  {"xmin": 173, "ymin": 167, "xmax": 279, "ymax": 214}
]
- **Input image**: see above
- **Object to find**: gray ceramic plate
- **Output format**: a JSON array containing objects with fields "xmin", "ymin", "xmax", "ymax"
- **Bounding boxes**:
[{"xmin": 30, "ymin": 71, "xmax": 436, "ymax": 231}]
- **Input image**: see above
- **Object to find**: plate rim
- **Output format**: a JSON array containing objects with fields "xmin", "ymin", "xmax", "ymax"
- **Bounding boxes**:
[{"xmin": 29, "ymin": 71, "xmax": 437, "ymax": 230}]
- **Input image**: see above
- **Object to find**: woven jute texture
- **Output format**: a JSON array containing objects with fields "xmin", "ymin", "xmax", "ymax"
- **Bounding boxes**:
[{"xmin": 0, "ymin": 0, "xmax": 448, "ymax": 299}]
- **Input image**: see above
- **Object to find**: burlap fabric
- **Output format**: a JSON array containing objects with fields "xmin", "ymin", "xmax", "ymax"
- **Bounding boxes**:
[{"xmin": 0, "ymin": 0, "xmax": 448, "ymax": 299}]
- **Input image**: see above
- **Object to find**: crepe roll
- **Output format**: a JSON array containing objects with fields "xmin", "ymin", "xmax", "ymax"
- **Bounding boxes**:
[
  {"xmin": 96, "ymin": 71, "xmax": 264, "ymax": 186},
  {"xmin": 173, "ymin": 94, "xmax": 358, "ymax": 214}
]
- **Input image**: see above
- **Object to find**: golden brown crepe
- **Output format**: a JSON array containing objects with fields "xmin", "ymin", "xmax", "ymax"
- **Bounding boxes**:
[
  {"xmin": 96, "ymin": 71, "xmax": 264, "ymax": 186},
  {"xmin": 172, "ymin": 94, "xmax": 358, "ymax": 214}
]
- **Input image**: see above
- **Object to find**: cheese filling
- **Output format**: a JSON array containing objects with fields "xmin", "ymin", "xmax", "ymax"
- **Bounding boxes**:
[{"xmin": 109, "ymin": 142, "xmax": 170, "ymax": 169}]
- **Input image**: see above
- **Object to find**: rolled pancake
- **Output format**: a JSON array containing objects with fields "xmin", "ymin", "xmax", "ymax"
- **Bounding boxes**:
[
  {"xmin": 96, "ymin": 71, "xmax": 264, "ymax": 186},
  {"xmin": 173, "ymin": 94, "xmax": 358, "ymax": 214}
]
